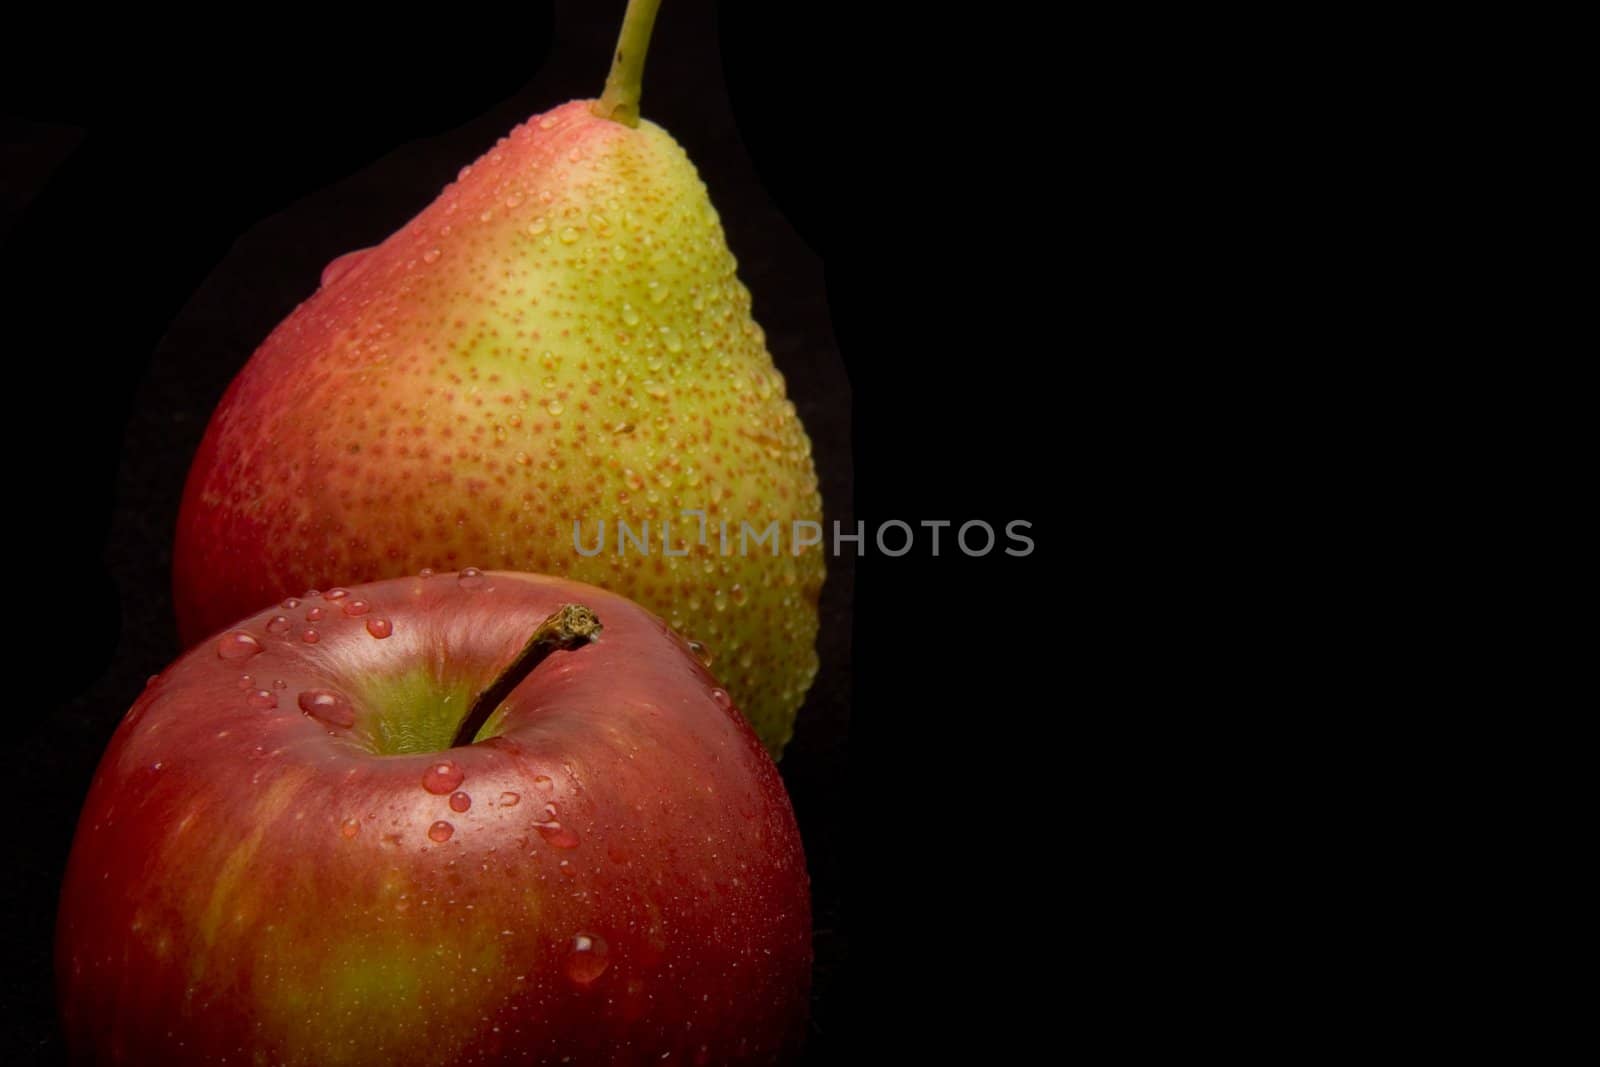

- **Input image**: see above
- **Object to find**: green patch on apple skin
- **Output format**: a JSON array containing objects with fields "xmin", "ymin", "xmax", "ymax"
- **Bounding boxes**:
[
  {"xmin": 197, "ymin": 775, "xmax": 303, "ymax": 953},
  {"xmin": 257, "ymin": 933, "xmax": 505, "ymax": 1067},
  {"xmin": 358, "ymin": 669, "xmax": 480, "ymax": 755}
]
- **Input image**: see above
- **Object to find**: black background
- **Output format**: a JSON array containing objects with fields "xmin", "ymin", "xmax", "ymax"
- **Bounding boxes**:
[{"xmin": 2, "ymin": 2, "xmax": 1064, "ymax": 1062}]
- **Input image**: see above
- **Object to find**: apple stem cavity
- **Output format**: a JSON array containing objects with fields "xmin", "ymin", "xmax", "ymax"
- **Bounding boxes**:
[
  {"xmin": 452, "ymin": 604, "xmax": 603, "ymax": 748},
  {"xmin": 592, "ymin": 0, "xmax": 663, "ymax": 128}
]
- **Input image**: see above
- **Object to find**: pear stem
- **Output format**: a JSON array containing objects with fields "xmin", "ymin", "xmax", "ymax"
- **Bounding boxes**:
[
  {"xmin": 593, "ymin": 0, "xmax": 663, "ymax": 127},
  {"xmin": 452, "ymin": 604, "xmax": 602, "ymax": 747}
]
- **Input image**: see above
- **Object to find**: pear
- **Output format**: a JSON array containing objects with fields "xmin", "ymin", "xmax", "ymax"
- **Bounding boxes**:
[{"xmin": 173, "ymin": 0, "xmax": 823, "ymax": 754}]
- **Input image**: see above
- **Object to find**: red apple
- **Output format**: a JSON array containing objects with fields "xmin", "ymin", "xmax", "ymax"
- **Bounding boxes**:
[{"xmin": 57, "ymin": 571, "xmax": 810, "ymax": 1065}]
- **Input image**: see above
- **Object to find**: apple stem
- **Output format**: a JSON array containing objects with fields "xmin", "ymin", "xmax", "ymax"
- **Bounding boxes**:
[
  {"xmin": 452, "ymin": 604, "xmax": 603, "ymax": 747},
  {"xmin": 592, "ymin": 0, "xmax": 663, "ymax": 127}
]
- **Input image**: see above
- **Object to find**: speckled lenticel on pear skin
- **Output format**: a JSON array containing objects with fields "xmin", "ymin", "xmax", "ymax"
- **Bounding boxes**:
[{"xmin": 173, "ymin": 0, "xmax": 824, "ymax": 754}]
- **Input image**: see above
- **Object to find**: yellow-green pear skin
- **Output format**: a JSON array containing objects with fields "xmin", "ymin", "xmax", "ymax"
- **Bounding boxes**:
[{"xmin": 174, "ymin": 100, "xmax": 825, "ymax": 754}]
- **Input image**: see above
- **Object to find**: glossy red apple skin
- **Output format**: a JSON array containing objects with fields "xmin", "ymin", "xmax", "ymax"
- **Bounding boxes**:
[{"xmin": 57, "ymin": 572, "xmax": 810, "ymax": 1066}]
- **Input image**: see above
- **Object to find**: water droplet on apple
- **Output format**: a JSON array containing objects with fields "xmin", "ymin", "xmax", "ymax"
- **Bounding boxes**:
[
  {"xmin": 340, "ymin": 817, "xmax": 361, "ymax": 839},
  {"xmin": 281, "ymin": 597, "xmax": 301, "ymax": 610},
  {"xmin": 324, "ymin": 588, "xmax": 349, "ymax": 601},
  {"xmin": 688, "ymin": 640, "xmax": 714, "ymax": 667},
  {"xmin": 709, "ymin": 688, "xmax": 732, "ymax": 708},
  {"xmin": 423, "ymin": 761, "xmax": 464, "ymax": 794},
  {"xmin": 428, "ymin": 820, "xmax": 455, "ymax": 843},
  {"xmin": 305, "ymin": 606, "xmax": 325, "ymax": 622},
  {"xmin": 533, "ymin": 801, "xmax": 580, "ymax": 847},
  {"xmin": 301, "ymin": 629, "xmax": 320, "ymax": 644},
  {"xmin": 248, "ymin": 689, "xmax": 278, "ymax": 710},
  {"xmin": 217, "ymin": 631, "xmax": 263, "ymax": 661},
  {"xmin": 265, "ymin": 615, "xmax": 291, "ymax": 634},
  {"xmin": 458, "ymin": 567, "xmax": 486, "ymax": 589},
  {"xmin": 297, "ymin": 689, "xmax": 353, "ymax": 728},
  {"xmin": 535, "ymin": 822, "xmax": 581, "ymax": 850},
  {"xmin": 237, "ymin": 674, "xmax": 255, "ymax": 690},
  {"xmin": 450, "ymin": 791, "xmax": 472, "ymax": 812},
  {"xmin": 566, "ymin": 934, "xmax": 610, "ymax": 985},
  {"xmin": 342, "ymin": 599, "xmax": 370, "ymax": 617},
  {"xmin": 418, "ymin": 568, "xmax": 435, "ymax": 579},
  {"xmin": 145, "ymin": 674, "xmax": 159, "ymax": 687},
  {"xmin": 499, "ymin": 792, "xmax": 520, "ymax": 806},
  {"xmin": 367, "ymin": 618, "xmax": 393, "ymax": 639},
  {"xmin": 272, "ymin": 678, "xmax": 288, "ymax": 689},
  {"xmin": 304, "ymin": 590, "xmax": 322, "ymax": 599},
  {"xmin": 423, "ymin": 248, "xmax": 441, "ymax": 264},
  {"xmin": 533, "ymin": 775, "xmax": 554, "ymax": 793}
]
